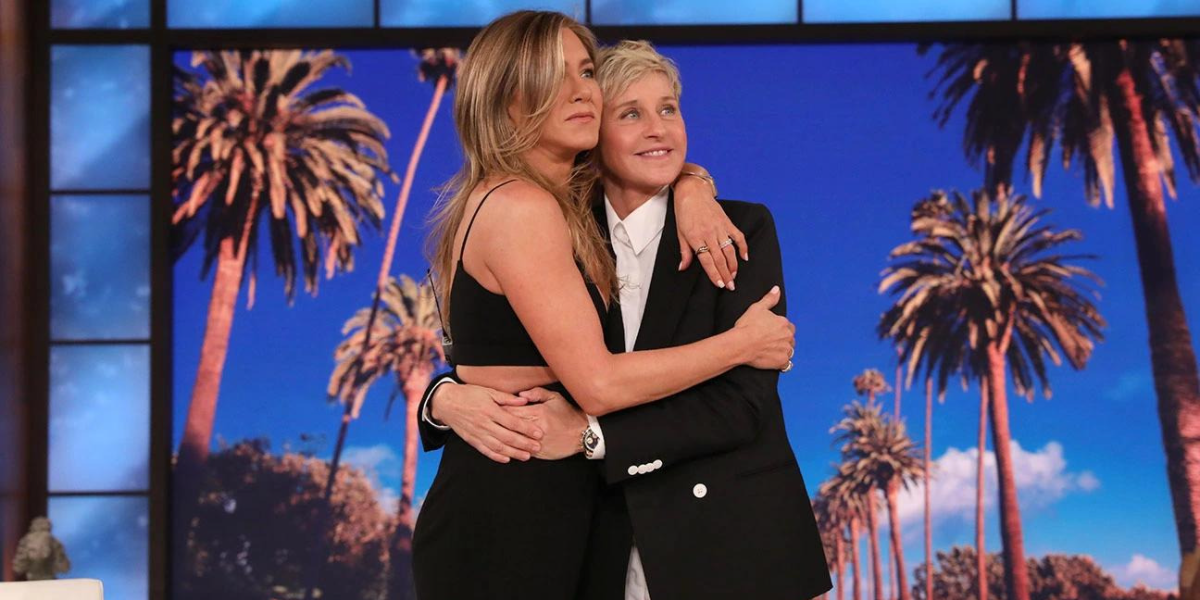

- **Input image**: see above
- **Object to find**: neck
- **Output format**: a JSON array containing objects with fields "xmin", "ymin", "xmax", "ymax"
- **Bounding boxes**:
[
  {"xmin": 524, "ymin": 144, "xmax": 576, "ymax": 190},
  {"xmin": 602, "ymin": 175, "xmax": 662, "ymax": 221}
]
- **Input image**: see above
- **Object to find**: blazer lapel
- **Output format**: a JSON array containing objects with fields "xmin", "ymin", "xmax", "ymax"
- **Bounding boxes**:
[
  {"xmin": 592, "ymin": 197, "xmax": 626, "ymax": 353},
  {"xmin": 634, "ymin": 190, "xmax": 699, "ymax": 351}
]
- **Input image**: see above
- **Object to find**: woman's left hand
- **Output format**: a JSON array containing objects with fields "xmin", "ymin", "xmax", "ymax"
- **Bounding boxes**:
[
  {"xmin": 673, "ymin": 173, "xmax": 748, "ymax": 290},
  {"xmin": 506, "ymin": 387, "xmax": 589, "ymax": 460}
]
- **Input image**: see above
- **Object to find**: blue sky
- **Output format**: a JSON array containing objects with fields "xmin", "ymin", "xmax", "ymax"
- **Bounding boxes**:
[{"xmin": 172, "ymin": 44, "xmax": 1200, "ymax": 591}]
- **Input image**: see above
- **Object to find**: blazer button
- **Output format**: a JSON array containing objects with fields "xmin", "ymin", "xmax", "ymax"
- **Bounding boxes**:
[
  {"xmin": 628, "ymin": 465, "xmax": 639, "ymax": 476},
  {"xmin": 693, "ymin": 483, "xmax": 707, "ymax": 499}
]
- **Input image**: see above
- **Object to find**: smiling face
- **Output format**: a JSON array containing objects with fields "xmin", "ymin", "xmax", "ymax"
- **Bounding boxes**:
[
  {"xmin": 598, "ymin": 71, "xmax": 687, "ymax": 196},
  {"xmin": 521, "ymin": 27, "xmax": 602, "ymax": 160}
]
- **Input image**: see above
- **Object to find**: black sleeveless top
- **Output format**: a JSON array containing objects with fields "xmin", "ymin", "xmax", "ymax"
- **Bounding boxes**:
[{"xmin": 448, "ymin": 180, "xmax": 607, "ymax": 367}]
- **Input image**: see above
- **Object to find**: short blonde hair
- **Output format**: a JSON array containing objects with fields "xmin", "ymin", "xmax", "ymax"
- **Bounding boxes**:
[{"xmin": 596, "ymin": 40, "xmax": 682, "ymax": 103}]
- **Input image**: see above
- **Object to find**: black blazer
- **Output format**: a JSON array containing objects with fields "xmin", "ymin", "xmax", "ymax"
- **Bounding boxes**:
[
  {"xmin": 576, "ymin": 194, "xmax": 831, "ymax": 600},
  {"xmin": 416, "ymin": 193, "xmax": 831, "ymax": 600}
]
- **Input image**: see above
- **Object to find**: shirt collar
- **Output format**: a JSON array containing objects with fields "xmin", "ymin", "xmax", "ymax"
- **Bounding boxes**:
[{"xmin": 603, "ymin": 186, "xmax": 669, "ymax": 256}]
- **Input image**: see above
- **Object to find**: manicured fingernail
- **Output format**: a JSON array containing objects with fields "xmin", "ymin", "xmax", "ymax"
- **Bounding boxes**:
[
  {"xmin": 532, "ymin": 443, "xmax": 541, "ymax": 452},
  {"xmin": 727, "ymin": 281, "xmax": 736, "ymax": 291},
  {"xmin": 744, "ymin": 252, "xmax": 750, "ymax": 261},
  {"xmin": 731, "ymin": 271, "xmax": 738, "ymax": 280},
  {"xmin": 717, "ymin": 279, "xmax": 725, "ymax": 288},
  {"xmin": 771, "ymin": 285, "xmax": 780, "ymax": 294},
  {"xmin": 678, "ymin": 260, "xmax": 685, "ymax": 270}
]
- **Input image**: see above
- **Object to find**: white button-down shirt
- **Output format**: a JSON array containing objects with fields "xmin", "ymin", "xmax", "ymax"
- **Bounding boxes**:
[{"xmin": 589, "ymin": 186, "xmax": 668, "ymax": 600}]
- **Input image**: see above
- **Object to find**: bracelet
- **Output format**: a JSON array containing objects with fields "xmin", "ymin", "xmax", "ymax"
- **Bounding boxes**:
[{"xmin": 678, "ymin": 170, "xmax": 718, "ymax": 197}]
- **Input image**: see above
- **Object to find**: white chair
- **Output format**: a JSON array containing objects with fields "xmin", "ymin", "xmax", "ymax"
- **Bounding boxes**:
[{"xmin": 0, "ymin": 579, "xmax": 104, "ymax": 600}]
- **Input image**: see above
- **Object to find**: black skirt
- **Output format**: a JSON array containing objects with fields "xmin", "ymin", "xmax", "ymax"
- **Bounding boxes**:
[{"xmin": 412, "ymin": 384, "xmax": 602, "ymax": 600}]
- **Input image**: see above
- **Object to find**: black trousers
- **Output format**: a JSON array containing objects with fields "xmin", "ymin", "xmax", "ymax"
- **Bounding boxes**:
[{"xmin": 413, "ymin": 386, "xmax": 603, "ymax": 600}]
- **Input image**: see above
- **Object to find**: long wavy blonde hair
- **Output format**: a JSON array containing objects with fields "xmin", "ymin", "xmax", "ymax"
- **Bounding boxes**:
[{"xmin": 426, "ymin": 10, "xmax": 616, "ymax": 327}]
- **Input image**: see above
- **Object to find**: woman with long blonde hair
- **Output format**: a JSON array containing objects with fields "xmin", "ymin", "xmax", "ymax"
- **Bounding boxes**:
[{"xmin": 412, "ymin": 11, "xmax": 794, "ymax": 599}]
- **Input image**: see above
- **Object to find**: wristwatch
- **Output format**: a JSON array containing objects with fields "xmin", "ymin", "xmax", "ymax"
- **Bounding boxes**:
[{"xmin": 581, "ymin": 426, "xmax": 601, "ymax": 459}]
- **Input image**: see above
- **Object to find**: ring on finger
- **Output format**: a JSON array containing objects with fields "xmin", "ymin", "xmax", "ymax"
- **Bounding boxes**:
[
  {"xmin": 719, "ymin": 236, "xmax": 735, "ymax": 249},
  {"xmin": 696, "ymin": 244, "xmax": 711, "ymax": 254},
  {"xmin": 787, "ymin": 347, "xmax": 794, "ymax": 359},
  {"xmin": 781, "ymin": 360, "xmax": 793, "ymax": 373}
]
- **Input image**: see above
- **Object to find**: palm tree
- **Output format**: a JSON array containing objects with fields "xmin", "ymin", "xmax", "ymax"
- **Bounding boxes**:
[
  {"xmin": 322, "ymin": 47, "xmax": 461, "ymax": 497},
  {"xmin": 833, "ymin": 400, "xmax": 888, "ymax": 600},
  {"xmin": 378, "ymin": 48, "xmax": 460, "ymax": 285},
  {"xmin": 329, "ymin": 274, "xmax": 445, "ymax": 600},
  {"xmin": 878, "ymin": 190, "xmax": 1105, "ymax": 600},
  {"xmin": 305, "ymin": 48, "xmax": 457, "ymax": 600},
  {"xmin": 878, "ymin": 417, "xmax": 923, "ymax": 600},
  {"xmin": 854, "ymin": 369, "xmax": 893, "ymax": 405},
  {"xmin": 822, "ymin": 471, "xmax": 870, "ymax": 600},
  {"xmin": 172, "ymin": 49, "xmax": 394, "ymax": 505},
  {"xmin": 814, "ymin": 494, "xmax": 842, "ymax": 600},
  {"xmin": 834, "ymin": 400, "xmax": 924, "ymax": 600},
  {"xmin": 851, "ymin": 370, "xmax": 898, "ymax": 599},
  {"xmin": 879, "ymin": 194, "xmax": 972, "ymax": 600},
  {"xmin": 924, "ymin": 40, "xmax": 1200, "ymax": 574}
]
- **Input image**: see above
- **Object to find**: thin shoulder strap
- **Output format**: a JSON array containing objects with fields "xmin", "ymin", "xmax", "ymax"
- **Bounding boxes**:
[{"xmin": 460, "ymin": 179, "xmax": 518, "ymax": 259}]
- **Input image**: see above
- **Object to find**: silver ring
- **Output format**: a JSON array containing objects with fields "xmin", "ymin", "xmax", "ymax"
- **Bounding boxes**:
[
  {"xmin": 696, "ymin": 244, "xmax": 710, "ymax": 254},
  {"xmin": 787, "ymin": 347, "xmax": 794, "ymax": 359},
  {"xmin": 719, "ymin": 237, "xmax": 734, "ymax": 249},
  {"xmin": 781, "ymin": 360, "xmax": 793, "ymax": 373}
]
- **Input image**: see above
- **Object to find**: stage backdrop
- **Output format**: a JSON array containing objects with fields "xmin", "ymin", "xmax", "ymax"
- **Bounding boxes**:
[{"xmin": 171, "ymin": 42, "xmax": 1200, "ymax": 600}]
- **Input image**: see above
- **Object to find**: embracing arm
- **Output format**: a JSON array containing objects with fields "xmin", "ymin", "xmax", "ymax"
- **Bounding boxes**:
[
  {"xmin": 673, "ymin": 163, "xmax": 749, "ymax": 288},
  {"xmin": 482, "ymin": 183, "xmax": 791, "ymax": 416},
  {"xmin": 597, "ymin": 203, "xmax": 786, "ymax": 483}
]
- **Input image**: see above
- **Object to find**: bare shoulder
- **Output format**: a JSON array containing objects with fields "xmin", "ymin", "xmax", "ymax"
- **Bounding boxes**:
[
  {"xmin": 489, "ymin": 179, "xmax": 560, "ymax": 212},
  {"xmin": 479, "ymin": 179, "xmax": 568, "ymax": 234}
]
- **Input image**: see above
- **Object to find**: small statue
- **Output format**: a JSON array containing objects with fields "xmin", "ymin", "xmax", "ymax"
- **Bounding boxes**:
[{"xmin": 12, "ymin": 516, "xmax": 70, "ymax": 580}]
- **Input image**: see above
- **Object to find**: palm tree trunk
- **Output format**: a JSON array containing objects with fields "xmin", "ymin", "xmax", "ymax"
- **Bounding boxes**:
[
  {"xmin": 177, "ymin": 190, "xmax": 259, "ymax": 512},
  {"xmin": 387, "ymin": 367, "xmax": 433, "ymax": 600},
  {"xmin": 867, "ymin": 490, "xmax": 885, "ymax": 600},
  {"xmin": 1108, "ymin": 65, "xmax": 1200, "ymax": 579},
  {"xmin": 888, "ymin": 546, "xmax": 896, "ymax": 600},
  {"xmin": 177, "ymin": 236, "xmax": 241, "ymax": 475},
  {"xmin": 176, "ymin": 191, "xmax": 258, "ymax": 593},
  {"xmin": 924, "ymin": 378, "xmax": 934, "ymax": 600},
  {"xmin": 986, "ymin": 343, "xmax": 1030, "ymax": 600},
  {"xmin": 837, "ymin": 530, "xmax": 847, "ymax": 600},
  {"xmin": 976, "ymin": 381, "xmax": 989, "ymax": 600},
  {"xmin": 378, "ymin": 74, "xmax": 448, "ymax": 288},
  {"xmin": 887, "ymin": 479, "xmax": 912, "ymax": 600},
  {"xmin": 851, "ymin": 519, "xmax": 863, "ymax": 600}
]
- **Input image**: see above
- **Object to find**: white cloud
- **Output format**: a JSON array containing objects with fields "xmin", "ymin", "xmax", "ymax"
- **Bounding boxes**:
[
  {"xmin": 1112, "ymin": 554, "xmax": 1177, "ymax": 591},
  {"xmin": 343, "ymin": 444, "xmax": 402, "ymax": 481},
  {"xmin": 892, "ymin": 439, "xmax": 1098, "ymax": 531},
  {"xmin": 343, "ymin": 444, "xmax": 402, "ymax": 514}
]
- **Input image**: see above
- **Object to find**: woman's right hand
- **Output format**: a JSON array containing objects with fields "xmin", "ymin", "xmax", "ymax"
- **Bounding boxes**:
[
  {"xmin": 732, "ymin": 285, "xmax": 796, "ymax": 370},
  {"xmin": 430, "ymin": 383, "xmax": 546, "ymax": 463}
]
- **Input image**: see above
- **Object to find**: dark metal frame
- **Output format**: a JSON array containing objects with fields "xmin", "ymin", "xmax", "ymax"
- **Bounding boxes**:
[{"xmin": 23, "ymin": 0, "xmax": 1198, "ymax": 598}]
